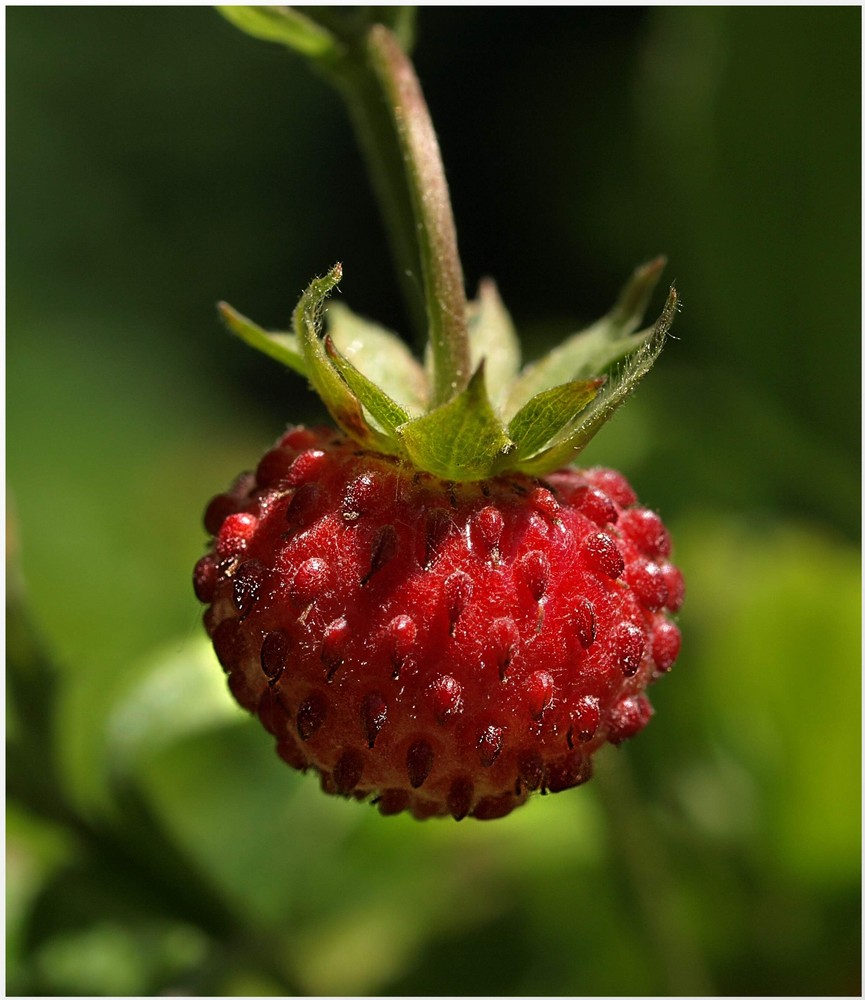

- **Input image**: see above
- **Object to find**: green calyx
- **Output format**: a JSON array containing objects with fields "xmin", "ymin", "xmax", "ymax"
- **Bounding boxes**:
[
  {"xmin": 219, "ymin": 256, "xmax": 678, "ymax": 482},
  {"xmin": 216, "ymin": 9, "xmax": 678, "ymax": 482}
]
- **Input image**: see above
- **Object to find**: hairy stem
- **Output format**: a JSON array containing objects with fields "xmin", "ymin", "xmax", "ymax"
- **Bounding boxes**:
[{"xmin": 361, "ymin": 25, "xmax": 470, "ymax": 404}]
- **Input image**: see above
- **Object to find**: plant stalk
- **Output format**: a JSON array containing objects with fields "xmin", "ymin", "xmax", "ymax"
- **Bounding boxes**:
[{"xmin": 333, "ymin": 24, "xmax": 470, "ymax": 405}]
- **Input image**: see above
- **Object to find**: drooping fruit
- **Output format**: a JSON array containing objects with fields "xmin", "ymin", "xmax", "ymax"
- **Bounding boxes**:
[{"xmin": 195, "ymin": 259, "xmax": 683, "ymax": 821}]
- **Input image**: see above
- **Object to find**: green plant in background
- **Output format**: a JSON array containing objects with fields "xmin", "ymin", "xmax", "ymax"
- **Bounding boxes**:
[{"xmin": 7, "ymin": 7, "xmax": 860, "ymax": 997}]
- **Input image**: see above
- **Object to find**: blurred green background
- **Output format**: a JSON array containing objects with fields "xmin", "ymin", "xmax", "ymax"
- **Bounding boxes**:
[{"xmin": 7, "ymin": 7, "xmax": 860, "ymax": 996}]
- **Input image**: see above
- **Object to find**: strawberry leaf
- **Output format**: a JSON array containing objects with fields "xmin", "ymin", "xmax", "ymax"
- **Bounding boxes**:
[
  {"xmin": 218, "ymin": 302, "xmax": 308, "ymax": 377},
  {"xmin": 508, "ymin": 378, "xmax": 604, "ymax": 462},
  {"xmin": 467, "ymin": 279, "xmax": 521, "ymax": 408},
  {"xmin": 503, "ymin": 257, "xmax": 666, "ymax": 419},
  {"xmin": 326, "ymin": 302, "xmax": 428, "ymax": 414},
  {"xmin": 325, "ymin": 335, "xmax": 410, "ymax": 437},
  {"xmin": 398, "ymin": 364, "xmax": 514, "ymax": 481},
  {"xmin": 516, "ymin": 287, "xmax": 678, "ymax": 476},
  {"xmin": 216, "ymin": 6, "xmax": 338, "ymax": 59}
]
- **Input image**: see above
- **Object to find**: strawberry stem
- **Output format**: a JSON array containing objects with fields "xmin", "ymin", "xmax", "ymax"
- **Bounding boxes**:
[
  {"xmin": 217, "ymin": 10, "xmax": 472, "ymax": 406},
  {"xmin": 363, "ymin": 25, "xmax": 471, "ymax": 405}
]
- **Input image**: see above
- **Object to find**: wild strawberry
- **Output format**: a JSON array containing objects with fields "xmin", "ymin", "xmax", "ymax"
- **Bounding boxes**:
[{"xmin": 195, "ymin": 258, "xmax": 683, "ymax": 820}]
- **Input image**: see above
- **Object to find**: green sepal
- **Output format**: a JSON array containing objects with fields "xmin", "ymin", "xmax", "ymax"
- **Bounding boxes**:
[
  {"xmin": 325, "ymin": 335, "xmax": 410, "ymax": 438},
  {"xmin": 218, "ymin": 302, "xmax": 307, "ymax": 377},
  {"xmin": 516, "ymin": 287, "xmax": 679, "ymax": 476},
  {"xmin": 507, "ymin": 377, "xmax": 604, "ymax": 462},
  {"xmin": 216, "ymin": 6, "xmax": 338, "ymax": 59},
  {"xmin": 294, "ymin": 264, "xmax": 388, "ymax": 449},
  {"xmin": 467, "ymin": 278, "xmax": 521, "ymax": 408},
  {"xmin": 503, "ymin": 256, "xmax": 667, "ymax": 419},
  {"xmin": 326, "ymin": 301, "xmax": 428, "ymax": 414},
  {"xmin": 398, "ymin": 363, "xmax": 514, "ymax": 481}
]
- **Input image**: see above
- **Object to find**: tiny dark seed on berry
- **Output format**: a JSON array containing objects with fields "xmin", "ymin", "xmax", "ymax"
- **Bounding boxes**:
[
  {"xmin": 424, "ymin": 508, "xmax": 454, "ymax": 567},
  {"xmin": 520, "ymin": 550, "xmax": 551, "ymax": 601},
  {"xmin": 361, "ymin": 691, "xmax": 388, "ymax": 748},
  {"xmin": 212, "ymin": 618, "xmax": 244, "ymax": 673},
  {"xmin": 192, "ymin": 555, "xmax": 217, "ymax": 603},
  {"xmin": 232, "ymin": 559, "xmax": 266, "ymax": 616},
  {"xmin": 430, "ymin": 674, "xmax": 463, "ymax": 724},
  {"xmin": 607, "ymin": 694, "xmax": 654, "ymax": 745},
  {"xmin": 477, "ymin": 725, "xmax": 504, "ymax": 767},
  {"xmin": 613, "ymin": 621, "xmax": 645, "ymax": 676},
  {"xmin": 284, "ymin": 483, "xmax": 322, "ymax": 534},
  {"xmin": 444, "ymin": 570, "xmax": 473, "ymax": 633},
  {"xmin": 447, "ymin": 776, "xmax": 474, "ymax": 821},
  {"xmin": 260, "ymin": 629, "xmax": 290, "ymax": 681},
  {"xmin": 582, "ymin": 531, "xmax": 625, "ymax": 579},
  {"xmin": 489, "ymin": 617, "xmax": 519, "ymax": 679},
  {"xmin": 572, "ymin": 694, "xmax": 601, "ymax": 742},
  {"xmin": 406, "ymin": 740, "xmax": 435, "ymax": 788},
  {"xmin": 297, "ymin": 693, "xmax": 327, "ymax": 741},
  {"xmin": 377, "ymin": 789, "xmax": 410, "ymax": 816},
  {"xmin": 525, "ymin": 670, "xmax": 555, "ymax": 720},
  {"xmin": 204, "ymin": 493, "xmax": 239, "ymax": 536},
  {"xmin": 573, "ymin": 597, "xmax": 597, "ymax": 650},
  {"xmin": 333, "ymin": 748, "xmax": 364, "ymax": 794},
  {"xmin": 321, "ymin": 616, "xmax": 350, "ymax": 680},
  {"xmin": 517, "ymin": 749, "xmax": 545, "ymax": 791},
  {"xmin": 286, "ymin": 448, "xmax": 327, "ymax": 487},
  {"xmin": 361, "ymin": 524, "xmax": 398, "ymax": 585},
  {"xmin": 386, "ymin": 614, "xmax": 417, "ymax": 679},
  {"xmin": 652, "ymin": 620, "xmax": 682, "ymax": 672}
]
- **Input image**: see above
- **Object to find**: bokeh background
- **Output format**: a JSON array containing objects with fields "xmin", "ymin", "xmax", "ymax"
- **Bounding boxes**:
[{"xmin": 7, "ymin": 7, "xmax": 860, "ymax": 996}]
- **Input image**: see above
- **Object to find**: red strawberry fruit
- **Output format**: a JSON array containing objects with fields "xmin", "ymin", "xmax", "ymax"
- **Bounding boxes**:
[{"xmin": 194, "ymin": 259, "xmax": 683, "ymax": 820}]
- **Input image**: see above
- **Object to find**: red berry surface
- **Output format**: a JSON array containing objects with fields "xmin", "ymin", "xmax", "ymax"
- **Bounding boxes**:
[{"xmin": 195, "ymin": 426, "xmax": 683, "ymax": 820}]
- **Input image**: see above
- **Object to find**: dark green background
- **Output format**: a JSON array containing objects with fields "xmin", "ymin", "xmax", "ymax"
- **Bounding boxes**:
[{"xmin": 8, "ymin": 7, "xmax": 860, "ymax": 996}]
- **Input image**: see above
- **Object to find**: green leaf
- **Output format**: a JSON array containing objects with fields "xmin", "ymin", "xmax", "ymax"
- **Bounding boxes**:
[
  {"xmin": 218, "ymin": 302, "xmax": 307, "ymax": 377},
  {"xmin": 294, "ymin": 264, "xmax": 385, "ymax": 449},
  {"xmin": 325, "ymin": 335, "xmax": 410, "ymax": 437},
  {"xmin": 398, "ymin": 364, "xmax": 514, "ymax": 481},
  {"xmin": 516, "ymin": 287, "xmax": 678, "ymax": 476},
  {"xmin": 326, "ymin": 301, "xmax": 428, "ymax": 414},
  {"xmin": 216, "ymin": 6, "xmax": 338, "ymax": 59},
  {"xmin": 503, "ymin": 257, "xmax": 666, "ymax": 419},
  {"xmin": 466, "ymin": 278, "xmax": 521, "ymax": 408},
  {"xmin": 507, "ymin": 378, "xmax": 604, "ymax": 462}
]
